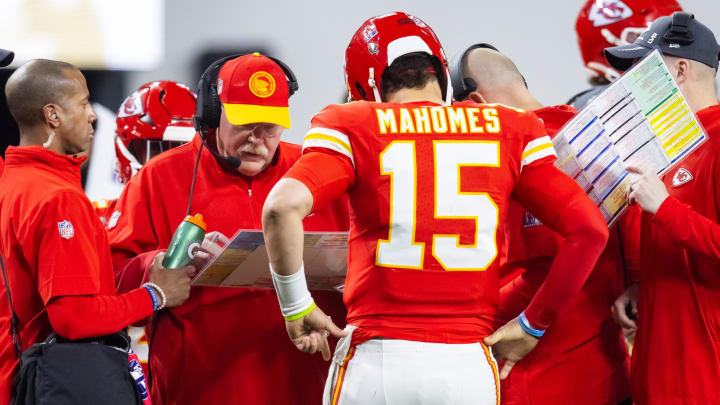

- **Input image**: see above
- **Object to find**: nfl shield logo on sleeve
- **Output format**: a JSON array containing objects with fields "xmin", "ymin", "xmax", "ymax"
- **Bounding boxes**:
[{"xmin": 58, "ymin": 220, "xmax": 74, "ymax": 239}]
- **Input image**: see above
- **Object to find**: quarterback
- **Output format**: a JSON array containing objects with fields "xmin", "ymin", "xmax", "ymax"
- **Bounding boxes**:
[{"xmin": 262, "ymin": 12, "xmax": 609, "ymax": 404}]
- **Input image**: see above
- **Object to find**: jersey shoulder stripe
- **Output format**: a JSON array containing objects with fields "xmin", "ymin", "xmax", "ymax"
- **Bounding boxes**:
[
  {"xmin": 521, "ymin": 135, "xmax": 556, "ymax": 168},
  {"xmin": 303, "ymin": 127, "xmax": 354, "ymax": 166}
]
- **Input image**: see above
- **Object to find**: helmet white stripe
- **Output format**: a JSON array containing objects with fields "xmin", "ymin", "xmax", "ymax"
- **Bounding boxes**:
[{"xmin": 386, "ymin": 36, "xmax": 433, "ymax": 66}]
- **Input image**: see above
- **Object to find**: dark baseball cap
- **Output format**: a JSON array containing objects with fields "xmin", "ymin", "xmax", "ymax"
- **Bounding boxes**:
[
  {"xmin": 0, "ymin": 49, "xmax": 13, "ymax": 67},
  {"xmin": 604, "ymin": 12, "xmax": 720, "ymax": 72}
]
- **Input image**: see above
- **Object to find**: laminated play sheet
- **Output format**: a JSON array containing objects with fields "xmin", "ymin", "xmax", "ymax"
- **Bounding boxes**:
[
  {"xmin": 554, "ymin": 50, "xmax": 706, "ymax": 225},
  {"xmin": 192, "ymin": 230, "xmax": 348, "ymax": 291}
]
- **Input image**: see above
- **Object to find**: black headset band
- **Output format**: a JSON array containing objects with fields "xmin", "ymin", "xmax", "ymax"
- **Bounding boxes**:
[
  {"xmin": 199, "ymin": 53, "xmax": 298, "ymax": 98},
  {"xmin": 665, "ymin": 12, "xmax": 695, "ymax": 44},
  {"xmin": 451, "ymin": 43, "xmax": 499, "ymax": 101},
  {"xmin": 193, "ymin": 53, "xmax": 298, "ymax": 136}
]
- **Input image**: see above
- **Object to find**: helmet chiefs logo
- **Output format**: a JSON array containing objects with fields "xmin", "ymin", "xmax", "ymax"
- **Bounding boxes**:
[
  {"xmin": 672, "ymin": 168, "xmax": 693, "ymax": 187},
  {"xmin": 249, "ymin": 71, "xmax": 275, "ymax": 98},
  {"xmin": 589, "ymin": 0, "xmax": 633, "ymax": 27},
  {"xmin": 118, "ymin": 91, "xmax": 145, "ymax": 118}
]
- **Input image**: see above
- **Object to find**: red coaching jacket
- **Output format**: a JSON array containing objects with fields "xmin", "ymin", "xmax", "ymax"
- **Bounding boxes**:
[
  {"xmin": 0, "ymin": 147, "xmax": 152, "ymax": 404},
  {"xmin": 497, "ymin": 105, "xmax": 636, "ymax": 405},
  {"xmin": 632, "ymin": 104, "xmax": 720, "ymax": 405},
  {"xmin": 108, "ymin": 136, "xmax": 349, "ymax": 405}
]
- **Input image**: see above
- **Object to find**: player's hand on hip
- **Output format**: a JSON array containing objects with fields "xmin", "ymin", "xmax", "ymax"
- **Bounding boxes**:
[
  {"xmin": 483, "ymin": 318, "xmax": 539, "ymax": 380},
  {"xmin": 626, "ymin": 165, "xmax": 669, "ymax": 215},
  {"xmin": 149, "ymin": 252, "xmax": 195, "ymax": 307},
  {"xmin": 611, "ymin": 283, "xmax": 639, "ymax": 330},
  {"xmin": 191, "ymin": 231, "xmax": 230, "ymax": 270},
  {"xmin": 286, "ymin": 305, "xmax": 348, "ymax": 361}
]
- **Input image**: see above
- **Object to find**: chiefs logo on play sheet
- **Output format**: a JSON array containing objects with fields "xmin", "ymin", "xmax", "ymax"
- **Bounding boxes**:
[
  {"xmin": 57, "ymin": 220, "xmax": 74, "ymax": 239},
  {"xmin": 588, "ymin": 0, "xmax": 633, "ymax": 27},
  {"xmin": 672, "ymin": 168, "xmax": 693, "ymax": 187}
]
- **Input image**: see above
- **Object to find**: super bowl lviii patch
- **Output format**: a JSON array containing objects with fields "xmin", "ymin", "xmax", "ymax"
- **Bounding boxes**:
[{"xmin": 58, "ymin": 220, "xmax": 74, "ymax": 239}]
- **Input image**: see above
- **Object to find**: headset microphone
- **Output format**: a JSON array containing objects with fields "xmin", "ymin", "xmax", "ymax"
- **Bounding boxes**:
[
  {"xmin": 186, "ymin": 52, "xmax": 298, "ymax": 216},
  {"xmin": 185, "ymin": 126, "xmax": 241, "ymax": 216},
  {"xmin": 197, "ymin": 129, "xmax": 241, "ymax": 169}
]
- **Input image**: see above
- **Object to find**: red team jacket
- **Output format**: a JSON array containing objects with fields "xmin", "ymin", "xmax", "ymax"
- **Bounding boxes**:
[
  {"xmin": 107, "ymin": 137, "xmax": 349, "ymax": 405},
  {"xmin": 0, "ymin": 147, "xmax": 152, "ymax": 404},
  {"xmin": 497, "ymin": 105, "xmax": 634, "ymax": 405},
  {"xmin": 286, "ymin": 100, "xmax": 607, "ymax": 346},
  {"xmin": 631, "ymin": 104, "xmax": 720, "ymax": 405}
]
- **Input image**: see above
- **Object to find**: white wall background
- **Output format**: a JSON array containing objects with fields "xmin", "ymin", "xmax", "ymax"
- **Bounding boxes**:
[{"xmin": 128, "ymin": 0, "xmax": 720, "ymax": 145}]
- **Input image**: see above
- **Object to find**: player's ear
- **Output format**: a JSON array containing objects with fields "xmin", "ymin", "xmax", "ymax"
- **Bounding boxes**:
[{"xmin": 467, "ymin": 91, "xmax": 487, "ymax": 104}]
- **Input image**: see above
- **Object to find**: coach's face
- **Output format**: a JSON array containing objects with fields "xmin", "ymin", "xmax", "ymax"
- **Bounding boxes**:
[
  {"xmin": 55, "ymin": 70, "xmax": 97, "ymax": 155},
  {"xmin": 217, "ymin": 108, "xmax": 283, "ymax": 177}
]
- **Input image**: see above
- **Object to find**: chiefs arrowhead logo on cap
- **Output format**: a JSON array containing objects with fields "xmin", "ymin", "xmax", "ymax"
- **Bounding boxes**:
[
  {"xmin": 672, "ymin": 168, "xmax": 693, "ymax": 187},
  {"xmin": 249, "ymin": 71, "xmax": 276, "ymax": 98},
  {"xmin": 589, "ymin": 0, "xmax": 633, "ymax": 27}
]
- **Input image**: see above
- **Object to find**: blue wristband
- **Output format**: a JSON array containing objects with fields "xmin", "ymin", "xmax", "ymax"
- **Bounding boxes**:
[
  {"xmin": 518, "ymin": 311, "xmax": 545, "ymax": 338},
  {"xmin": 143, "ymin": 285, "xmax": 158, "ymax": 311}
]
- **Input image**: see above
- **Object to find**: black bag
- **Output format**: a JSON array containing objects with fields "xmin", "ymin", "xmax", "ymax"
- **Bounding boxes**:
[{"xmin": 1, "ymin": 255, "xmax": 143, "ymax": 405}]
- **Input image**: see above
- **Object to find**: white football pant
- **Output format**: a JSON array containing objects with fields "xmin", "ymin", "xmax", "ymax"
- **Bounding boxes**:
[{"xmin": 323, "ymin": 327, "xmax": 500, "ymax": 405}]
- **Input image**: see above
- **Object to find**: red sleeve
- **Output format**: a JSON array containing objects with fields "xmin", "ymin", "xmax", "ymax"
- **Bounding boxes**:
[
  {"xmin": 36, "ymin": 191, "xmax": 107, "ymax": 302},
  {"xmin": 46, "ymin": 288, "xmax": 153, "ymax": 340},
  {"xmin": 107, "ymin": 174, "xmax": 163, "ymax": 292},
  {"xmin": 652, "ymin": 196, "xmax": 720, "ymax": 261},
  {"xmin": 512, "ymin": 163, "xmax": 609, "ymax": 329},
  {"xmin": 284, "ymin": 151, "xmax": 355, "ymax": 213},
  {"xmin": 115, "ymin": 251, "xmax": 160, "ymax": 294},
  {"xmin": 618, "ymin": 204, "xmax": 642, "ymax": 283},
  {"xmin": 494, "ymin": 258, "xmax": 553, "ymax": 328}
]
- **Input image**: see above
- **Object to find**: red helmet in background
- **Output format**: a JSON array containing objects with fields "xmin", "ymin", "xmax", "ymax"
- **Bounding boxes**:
[
  {"xmin": 345, "ymin": 12, "xmax": 451, "ymax": 103},
  {"xmin": 115, "ymin": 80, "xmax": 197, "ymax": 183},
  {"xmin": 576, "ymin": 0, "xmax": 683, "ymax": 82}
]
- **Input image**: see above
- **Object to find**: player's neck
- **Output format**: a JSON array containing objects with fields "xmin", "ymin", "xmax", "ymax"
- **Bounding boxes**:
[
  {"xmin": 385, "ymin": 83, "xmax": 444, "ymax": 105},
  {"xmin": 683, "ymin": 82, "xmax": 719, "ymax": 113}
]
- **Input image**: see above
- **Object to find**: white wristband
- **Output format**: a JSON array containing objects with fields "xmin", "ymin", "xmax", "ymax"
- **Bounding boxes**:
[{"xmin": 270, "ymin": 263, "xmax": 315, "ymax": 321}]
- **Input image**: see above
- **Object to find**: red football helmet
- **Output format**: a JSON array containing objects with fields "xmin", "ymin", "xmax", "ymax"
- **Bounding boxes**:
[
  {"xmin": 345, "ymin": 12, "xmax": 451, "ymax": 103},
  {"xmin": 576, "ymin": 0, "xmax": 683, "ymax": 82},
  {"xmin": 115, "ymin": 81, "xmax": 197, "ymax": 183}
]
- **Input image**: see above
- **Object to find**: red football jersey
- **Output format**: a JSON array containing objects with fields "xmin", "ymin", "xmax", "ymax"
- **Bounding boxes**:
[
  {"xmin": 497, "ymin": 105, "xmax": 634, "ymax": 405},
  {"xmin": 296, "ymin": 100, "xmax": 557, "ymax": 344},
  {"xmin": 631, "ymin": 104, "xmax": 720, "ymax": 405}
]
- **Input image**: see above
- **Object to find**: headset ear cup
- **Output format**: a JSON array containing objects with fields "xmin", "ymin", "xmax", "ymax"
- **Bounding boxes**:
[
  {"xmin": 194, "ymin": 77, "xmax": 207, "ymax": 133},
  {"xmin": 206, "ymin": 81, "xmax": 221, "ymax": 128}
]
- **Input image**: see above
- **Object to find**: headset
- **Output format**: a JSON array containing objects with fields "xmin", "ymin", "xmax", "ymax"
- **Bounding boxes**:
[
  {"xmin": 663, "ymin": 12, "xmax": 694, "ymax": 45},
  {"xmin": 185, "ymin": 53, "xmax": 299, "ymax": 216},
  {"xmin": 193, "ymin": 53, "xmax": 299, "ymax": 137},
  {"xmin": 449, "ymin": 43, "xmax": 527, "ymax": 102}
]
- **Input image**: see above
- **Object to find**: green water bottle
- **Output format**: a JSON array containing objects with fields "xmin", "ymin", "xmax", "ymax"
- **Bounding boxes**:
[{"xmin": 162, "ymin": 213, "xmax": 207, "ymax": 269}]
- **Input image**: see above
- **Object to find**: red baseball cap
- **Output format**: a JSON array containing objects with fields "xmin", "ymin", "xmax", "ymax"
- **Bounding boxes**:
[{"xmin": 217, "ymin": 53, "xmax": 291, "ymax": 129}]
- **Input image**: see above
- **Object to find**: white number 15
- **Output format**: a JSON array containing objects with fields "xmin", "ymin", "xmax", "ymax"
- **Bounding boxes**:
[{"xmin": 376, "ymin": 140, "xmax": 500, "ymax": 271}]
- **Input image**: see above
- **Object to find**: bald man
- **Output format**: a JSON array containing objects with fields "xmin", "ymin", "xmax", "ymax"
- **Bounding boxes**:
[
  {"xmin": 452, "ymin": 47, "xmax": 636, "ymax": 405},
  {"xmin": 0, "ymin": 60, "xmax": 193, "ymax": 403}
]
